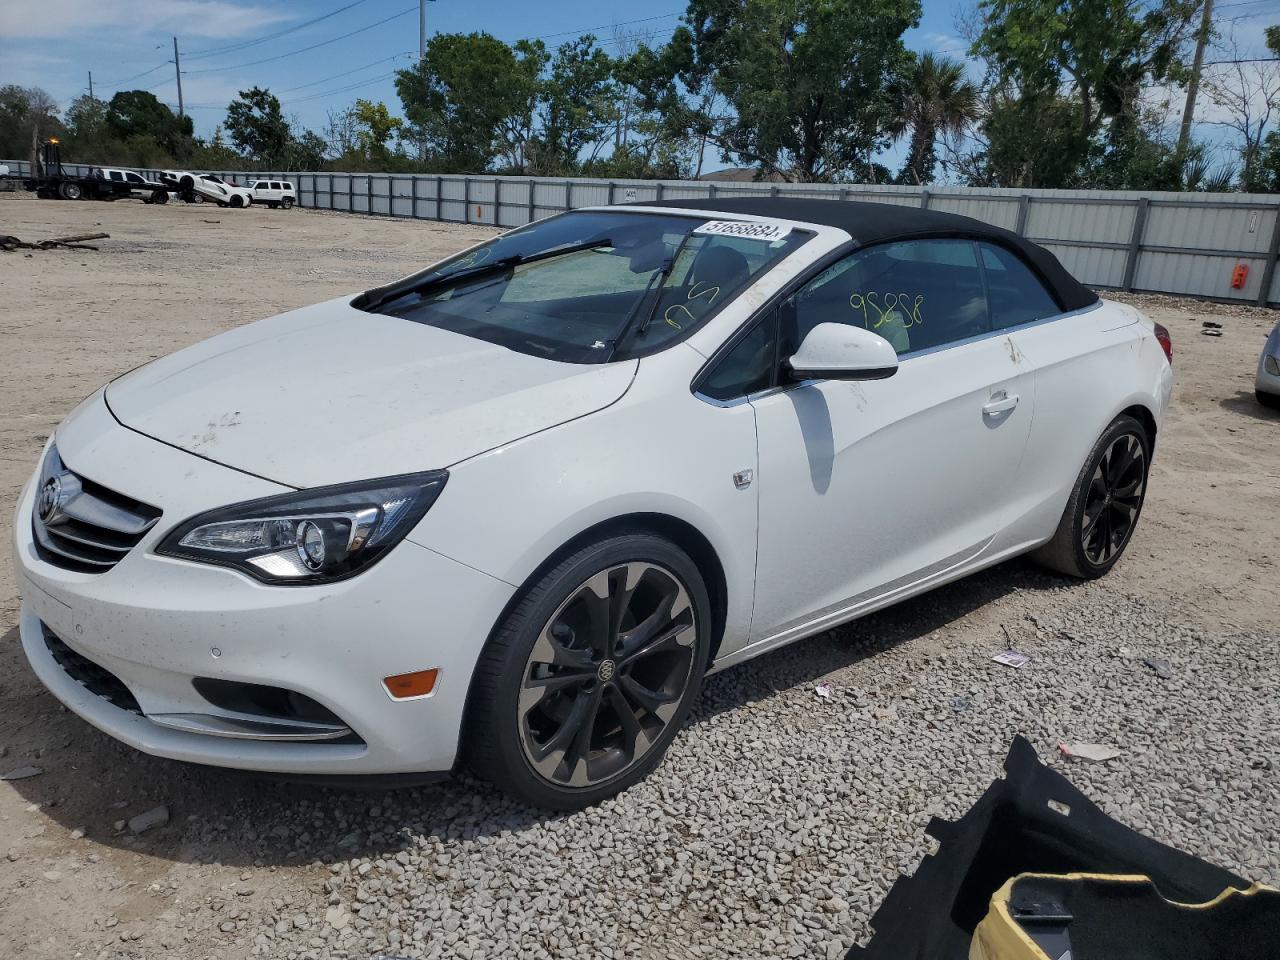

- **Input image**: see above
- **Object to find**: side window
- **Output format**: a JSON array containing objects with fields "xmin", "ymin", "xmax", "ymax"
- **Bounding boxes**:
[
  {"xmin": 785, "ymin": 239, "xmax": 989, "ymax": 358},
  {"xmin": 109, "ymin": 171, "xmax": 124, "ymax": 181},
  {"xmin": 272, "ymin": 182, "xmax": 284, "ymax": 190},
  {"xmin": 980, "ymin": 243, "xmax": 1060, "ymax": 329},
  {"xmin": 700, "ymin": 314, "xmax": 777, "ymax": 402}
]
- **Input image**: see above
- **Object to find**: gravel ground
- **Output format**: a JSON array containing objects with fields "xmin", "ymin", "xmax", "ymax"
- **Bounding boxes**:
[{"xmin": 0, "ymin": 194, "xmax": 1277, "ymax": 960}]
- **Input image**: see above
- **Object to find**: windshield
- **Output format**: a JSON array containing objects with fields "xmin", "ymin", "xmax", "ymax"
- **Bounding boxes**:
[{"xmin": 358, "ymin": 210, "xmax": 809, "ymax": 364}]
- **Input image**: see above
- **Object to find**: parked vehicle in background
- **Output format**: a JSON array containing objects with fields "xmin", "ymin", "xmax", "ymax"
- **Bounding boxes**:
[
  {"xmin": 24, "ymin": 141, "xmax": 167, "ymax": 204},
  {"xmin": 98, "ymin": 168, "xmax": 171, "ymax": 204},
  {"xmin": 248, "ymin": 179, "xmax": 296, "ymax": 209},
  {"xmin": 13, "ymin": 198, "xmax": 1173, "ymax": 809},
  {"xmin": 1257, "ymin": 320, "xmax": 1280, "ymax": 408},
  {"xmin": 160, "ymin": 171, "xmax": 253, "ymax": 208}
]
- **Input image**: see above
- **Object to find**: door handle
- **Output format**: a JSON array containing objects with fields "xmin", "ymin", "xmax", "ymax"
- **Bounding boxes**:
[{"xmin": 983, "ymin": 392, "xmax": 1020, "ymax": 415}]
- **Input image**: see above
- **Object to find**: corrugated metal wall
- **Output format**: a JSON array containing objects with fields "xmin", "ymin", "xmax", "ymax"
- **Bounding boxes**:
[{"xmin": 8, "ymin": 160, "xmax": 1279, "ymax": 306}]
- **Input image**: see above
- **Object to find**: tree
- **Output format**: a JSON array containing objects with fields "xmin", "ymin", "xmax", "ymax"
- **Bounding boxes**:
[
  {"xmin": 678, "ymin": 0, "xmax": 921, "ymax": 182},
  {"xmin": 891, "ymin": 53, "xmax": 979, "ymax": 183},
  {"xmin": 532, "ymin": 37, "xmax": 620, "ymax": 174},
  {"xmin": 284, "ymin": 130, "xmax": 329, "ymax": 170},
  {"xmin": 1201, "ymin": 31, "xmax": 1280, "ymax": 190},
  {"xmin": 955, "ymin": 88, "xmax": 1091, "ymax": 187},
  {"xmin": 225, "ymin": 87, "xmax": 292, "ymax": 164},
  {"xmin": 0, "ymin": 85, "xmax": 64, "ymax": 162},
  {"xmin": 973, "ymin": 0, "xmax": 1199, "ymax": 179},
  {"xmin": 397, "ymin": 32, "xmax": 542, "ymax": 172},
  {"xmin": 105, "ymin": 89, "xmax": 193, "ymax": 156},
  {"xmin": 352, "ymin": 99, "xmax": 403, "ymax": 162}
]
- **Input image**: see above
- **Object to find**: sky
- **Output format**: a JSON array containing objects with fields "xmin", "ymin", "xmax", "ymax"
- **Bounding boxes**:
[{"xmin": 1, "ymin": 0, "xmax": 1277, "ymax": 173}]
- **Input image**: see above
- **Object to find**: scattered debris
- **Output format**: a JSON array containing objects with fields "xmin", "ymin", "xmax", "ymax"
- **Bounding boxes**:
[
  {"xmin": 950, "ymin": 696, "xmax": 971, "ymax": 713},
  {"xmin": 1202, "ymin": 320, "xmax": 1223, "ymax": 329},
  {"xmin": 0, "ymin": 765, "xmax": 44, "ymax": 781},
  {"xmin": 1202, "ymin": 327, "xmax": 1223, "ymax": 337},
  {"xmin": 814, "ymin": 682, "xmax": 835, "ymax": 699},
  {"xmin": 1058, "ymin": 742, "xmax": 1123, "ymax": 763},
  {"xmin": 69, "ymin": 827, "xmax": 85, "ymax": 840},
  {"xmin": 1143, "ymin": 657, "xmax": 1173, "ymax": 679},
  {"xmin": 127, "ymin": 805, "xmax": 170, "ymax": 835},
  {"xmin": 1250, "ymin": 757, "xmax": 1272, "ymax": 771},
  {"xmin": 992, "ymin": 650, "xmax": 1032, "ymax": 669},
  {"xmin": 0, "ymin": 232, "xmax": 110, "ymax": 252},
  {"xmin": 201, "ymin": 219, "xmax": 221, "ymax": 224}
]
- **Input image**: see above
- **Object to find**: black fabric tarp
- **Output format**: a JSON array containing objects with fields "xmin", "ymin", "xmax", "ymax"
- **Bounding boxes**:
[{"xmin": 846, "ymin": 736, "xmax": 1250, "ymax": 960}]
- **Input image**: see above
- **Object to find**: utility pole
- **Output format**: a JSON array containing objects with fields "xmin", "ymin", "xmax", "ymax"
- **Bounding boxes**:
[
  {"xmin": 1178, "ymin": 0, "xmax": 1214, "ymax": 156},
  {"xmin": 418, "ymin": 0, "xmax": 428, "ymax": 161},
  {"xmin": 420, "ymin": 0, "xmax": 427, "ymax": 62},
  {"xmin": 173, "ymin": 36, "xmax": 185, "ymax": 118},
  {"xmin": 88, "ymin": 70, "xmax": 94, "ymax": 101}
]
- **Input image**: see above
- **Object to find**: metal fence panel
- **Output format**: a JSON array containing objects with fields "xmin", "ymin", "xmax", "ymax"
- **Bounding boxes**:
[{"xmin": 6, "ymin": 159, "xmax": 1280, "ymax": 304}]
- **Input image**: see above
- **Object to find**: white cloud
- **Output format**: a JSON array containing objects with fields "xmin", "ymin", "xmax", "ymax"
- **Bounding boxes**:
[{"xmin": 0, "ymin": 0, "xmax": 292, "ymax": 40}]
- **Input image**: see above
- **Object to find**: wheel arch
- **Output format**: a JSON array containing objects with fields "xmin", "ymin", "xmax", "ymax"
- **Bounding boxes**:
[
  {"xmin": 1118, "ymin": 402, "xmax": 1158, "ymax": 453},
  {"xmin": 486, "ymin": 512, "xmax": 730, "ymax": 668}
]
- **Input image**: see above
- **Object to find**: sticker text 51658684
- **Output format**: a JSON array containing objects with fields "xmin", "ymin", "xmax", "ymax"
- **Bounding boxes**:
[{"xmin": 692, "ymin": 220, "xmax": 792, "ymax": 243}]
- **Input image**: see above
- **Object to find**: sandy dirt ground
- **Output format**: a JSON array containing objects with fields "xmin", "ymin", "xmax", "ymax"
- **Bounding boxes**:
[{"xmin": 0, "ymin": 193, "xmax": 1276, "ymax": 959}]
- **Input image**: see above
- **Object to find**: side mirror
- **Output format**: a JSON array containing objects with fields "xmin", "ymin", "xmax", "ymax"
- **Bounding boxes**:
[{"xmin": 785, "ymin": 322, "xmax": 899, "ymax": 381}]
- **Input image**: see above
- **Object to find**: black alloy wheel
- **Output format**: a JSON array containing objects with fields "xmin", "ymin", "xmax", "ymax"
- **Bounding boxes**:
[
  {"xmin": 1034, "ymin": 414, "xmax": 1151, "ymax": 579},
  {"xmin": 465, "ymin": 533, "xmax": 711, "ymax": 809},
  {"xmin": 517, "ymin": 561, "xmax": 698, "ymax": 788},
  {"xmin": 1080, "ymin": 432, "xmax": 1146, "ymax": 565}
]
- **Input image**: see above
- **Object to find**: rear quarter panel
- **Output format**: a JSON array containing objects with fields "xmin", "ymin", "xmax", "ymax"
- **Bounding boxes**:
[{"xmin": 999, "ymin": 300, "xmax": 1172, "ymax": 551}]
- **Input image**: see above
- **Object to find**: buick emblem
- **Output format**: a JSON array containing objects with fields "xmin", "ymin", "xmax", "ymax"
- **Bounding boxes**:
[
  {"xmin": 38, "ymin": 475, "xmax": 66, "ymax": 524},
  {"xmin": 597, "ymin": 659, "xmax": 617, "ymax": 683}
]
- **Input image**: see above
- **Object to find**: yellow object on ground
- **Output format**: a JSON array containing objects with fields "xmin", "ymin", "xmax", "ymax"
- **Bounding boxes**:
[{"xmin": 970, "ymin": 872, "xmax": 1280, "ymax": 960}]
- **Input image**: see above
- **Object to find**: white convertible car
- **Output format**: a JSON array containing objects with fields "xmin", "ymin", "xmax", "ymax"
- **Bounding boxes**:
[{"xmin": 14, "ymin": 198, "xmax": 1173, "ymax": 808}]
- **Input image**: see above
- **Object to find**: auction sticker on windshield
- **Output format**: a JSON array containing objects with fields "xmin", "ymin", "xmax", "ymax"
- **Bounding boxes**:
[{"xmin": 693, "ymin": 220, "xmax": 792, "ymax": 242}]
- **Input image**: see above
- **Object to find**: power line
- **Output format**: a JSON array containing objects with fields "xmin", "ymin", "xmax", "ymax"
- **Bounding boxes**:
[
  {"xmin": 277, "ymin": 52, "xmax": 415, "ymax": 93},
  {"xmin": 183, "ymin": 5, "xmax": 417, "ymax": 75},
  {"xmin": 285, "ymin": 71, "xmax": 401, "ymax": 105},
  {"xmin": 100, "ymin": 60, "xmax": 170, "ymax": 88},
  {"xmin": 184, "ymin": 0, "xmax": 371, "ymax": 60},
  {"xmin": 517, "ymin": 12, "xmax": 683, "ymax": 44}
]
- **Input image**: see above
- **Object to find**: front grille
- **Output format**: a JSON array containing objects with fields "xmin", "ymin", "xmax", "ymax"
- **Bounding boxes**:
[
  {"xmin": 42, "ymin": 623, "xmax": 143, "ymax": 715},
  {"xmin": 32, "ymin": 452, "xmax": 161, "ymax": 574}
]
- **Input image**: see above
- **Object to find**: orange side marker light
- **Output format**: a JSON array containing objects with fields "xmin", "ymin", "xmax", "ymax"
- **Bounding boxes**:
[{"xmin": 383, "ymin": 668, "xmax": 439, "ymax": 700}]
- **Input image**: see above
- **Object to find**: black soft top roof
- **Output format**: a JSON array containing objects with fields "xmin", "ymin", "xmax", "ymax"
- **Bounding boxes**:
[{"xmin": 641, "ymin": 195, "xmax": 1098, "ymax": 312}]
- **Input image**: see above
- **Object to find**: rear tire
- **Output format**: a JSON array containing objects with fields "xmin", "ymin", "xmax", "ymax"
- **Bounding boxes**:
[
  {"xmin": 1257, "ymin": 390, "xmax": 1280, "ymax": 410},
  {"xmin": 150, "ymin": 189, "xmax": 168, "ymax": 205},
  {"xmin": 464, "ymin": 532, "xmax": 711, "ymax": 809},
  {"xmin": 1033, "ymin": 414, "xmax": 1151, "ymax": 579},
  {"xmin": 282, "ymin": 197, "xmax": 294, "ymax": 209}
]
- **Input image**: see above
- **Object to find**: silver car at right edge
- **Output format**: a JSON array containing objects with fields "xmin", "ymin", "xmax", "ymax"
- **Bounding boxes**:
[{"xmin": 1258, "ymin": 320, "xmax": 1280, "ymax": 409}]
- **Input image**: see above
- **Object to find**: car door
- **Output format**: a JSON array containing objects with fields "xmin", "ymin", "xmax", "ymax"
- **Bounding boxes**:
[
  {"xmin": 979, "ymin": 241, "xmax": 1143, "ymax": 533},
  {"xmin": 743, "ymin": 238, "xmax": 1035, "ymax": 645}
]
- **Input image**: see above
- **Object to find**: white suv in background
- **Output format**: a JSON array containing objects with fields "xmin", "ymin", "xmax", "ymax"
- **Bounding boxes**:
[{"xmin": 248, "ymin": 179, "xmax": 297, "ymax": 209}]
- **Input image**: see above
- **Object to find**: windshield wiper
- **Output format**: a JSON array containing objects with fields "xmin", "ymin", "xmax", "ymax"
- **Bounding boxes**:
[
  {"xmin": 606, "ymin": 230, "xmax": 697, "ymax": 357},
  {"xmin": 360, "ymin": 237, "xmax": 612, "ymax": 311}
]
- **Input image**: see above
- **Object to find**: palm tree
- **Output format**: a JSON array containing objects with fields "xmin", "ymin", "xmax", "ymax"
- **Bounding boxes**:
[{"xmin": 893, "ymin": 54, "xmax": 980, "ymax": 185}]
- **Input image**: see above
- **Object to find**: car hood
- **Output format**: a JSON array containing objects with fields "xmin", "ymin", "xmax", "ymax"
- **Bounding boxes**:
[{"xmin": 105, "ymin": 296, "xmax": 636, "ymax": 488}]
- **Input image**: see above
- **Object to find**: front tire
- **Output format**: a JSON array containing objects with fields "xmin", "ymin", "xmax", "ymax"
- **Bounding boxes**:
[
  {"xmin": 1257, "ymin": 389, "xmax": 1280, "ymax": 410},
  {"xmin": 1033, "ymin": 414, "xmax": 1151, "ymax": 579},
  {"xmin": 58, "ymin": 181, "xmax": 82, "ymax": 200},
  {"xmin": 465, "ymin": 532, "xmax": 711, "ymax": 809}
]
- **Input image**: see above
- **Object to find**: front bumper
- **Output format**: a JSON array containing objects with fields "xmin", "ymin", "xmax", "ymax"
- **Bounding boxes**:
[{"xmin": 13, "ymin": 396, "xmax": 515, "ymax": 775}]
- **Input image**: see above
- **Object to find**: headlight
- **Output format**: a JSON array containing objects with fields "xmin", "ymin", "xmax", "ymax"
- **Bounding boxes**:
[
  {"xmin": 1266, "ymin": 355, "xmax": 1280, "ymax": 376},
  {"xmin": 156, "ymin": 471, "xmax": 447, "ymax": 584}
]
